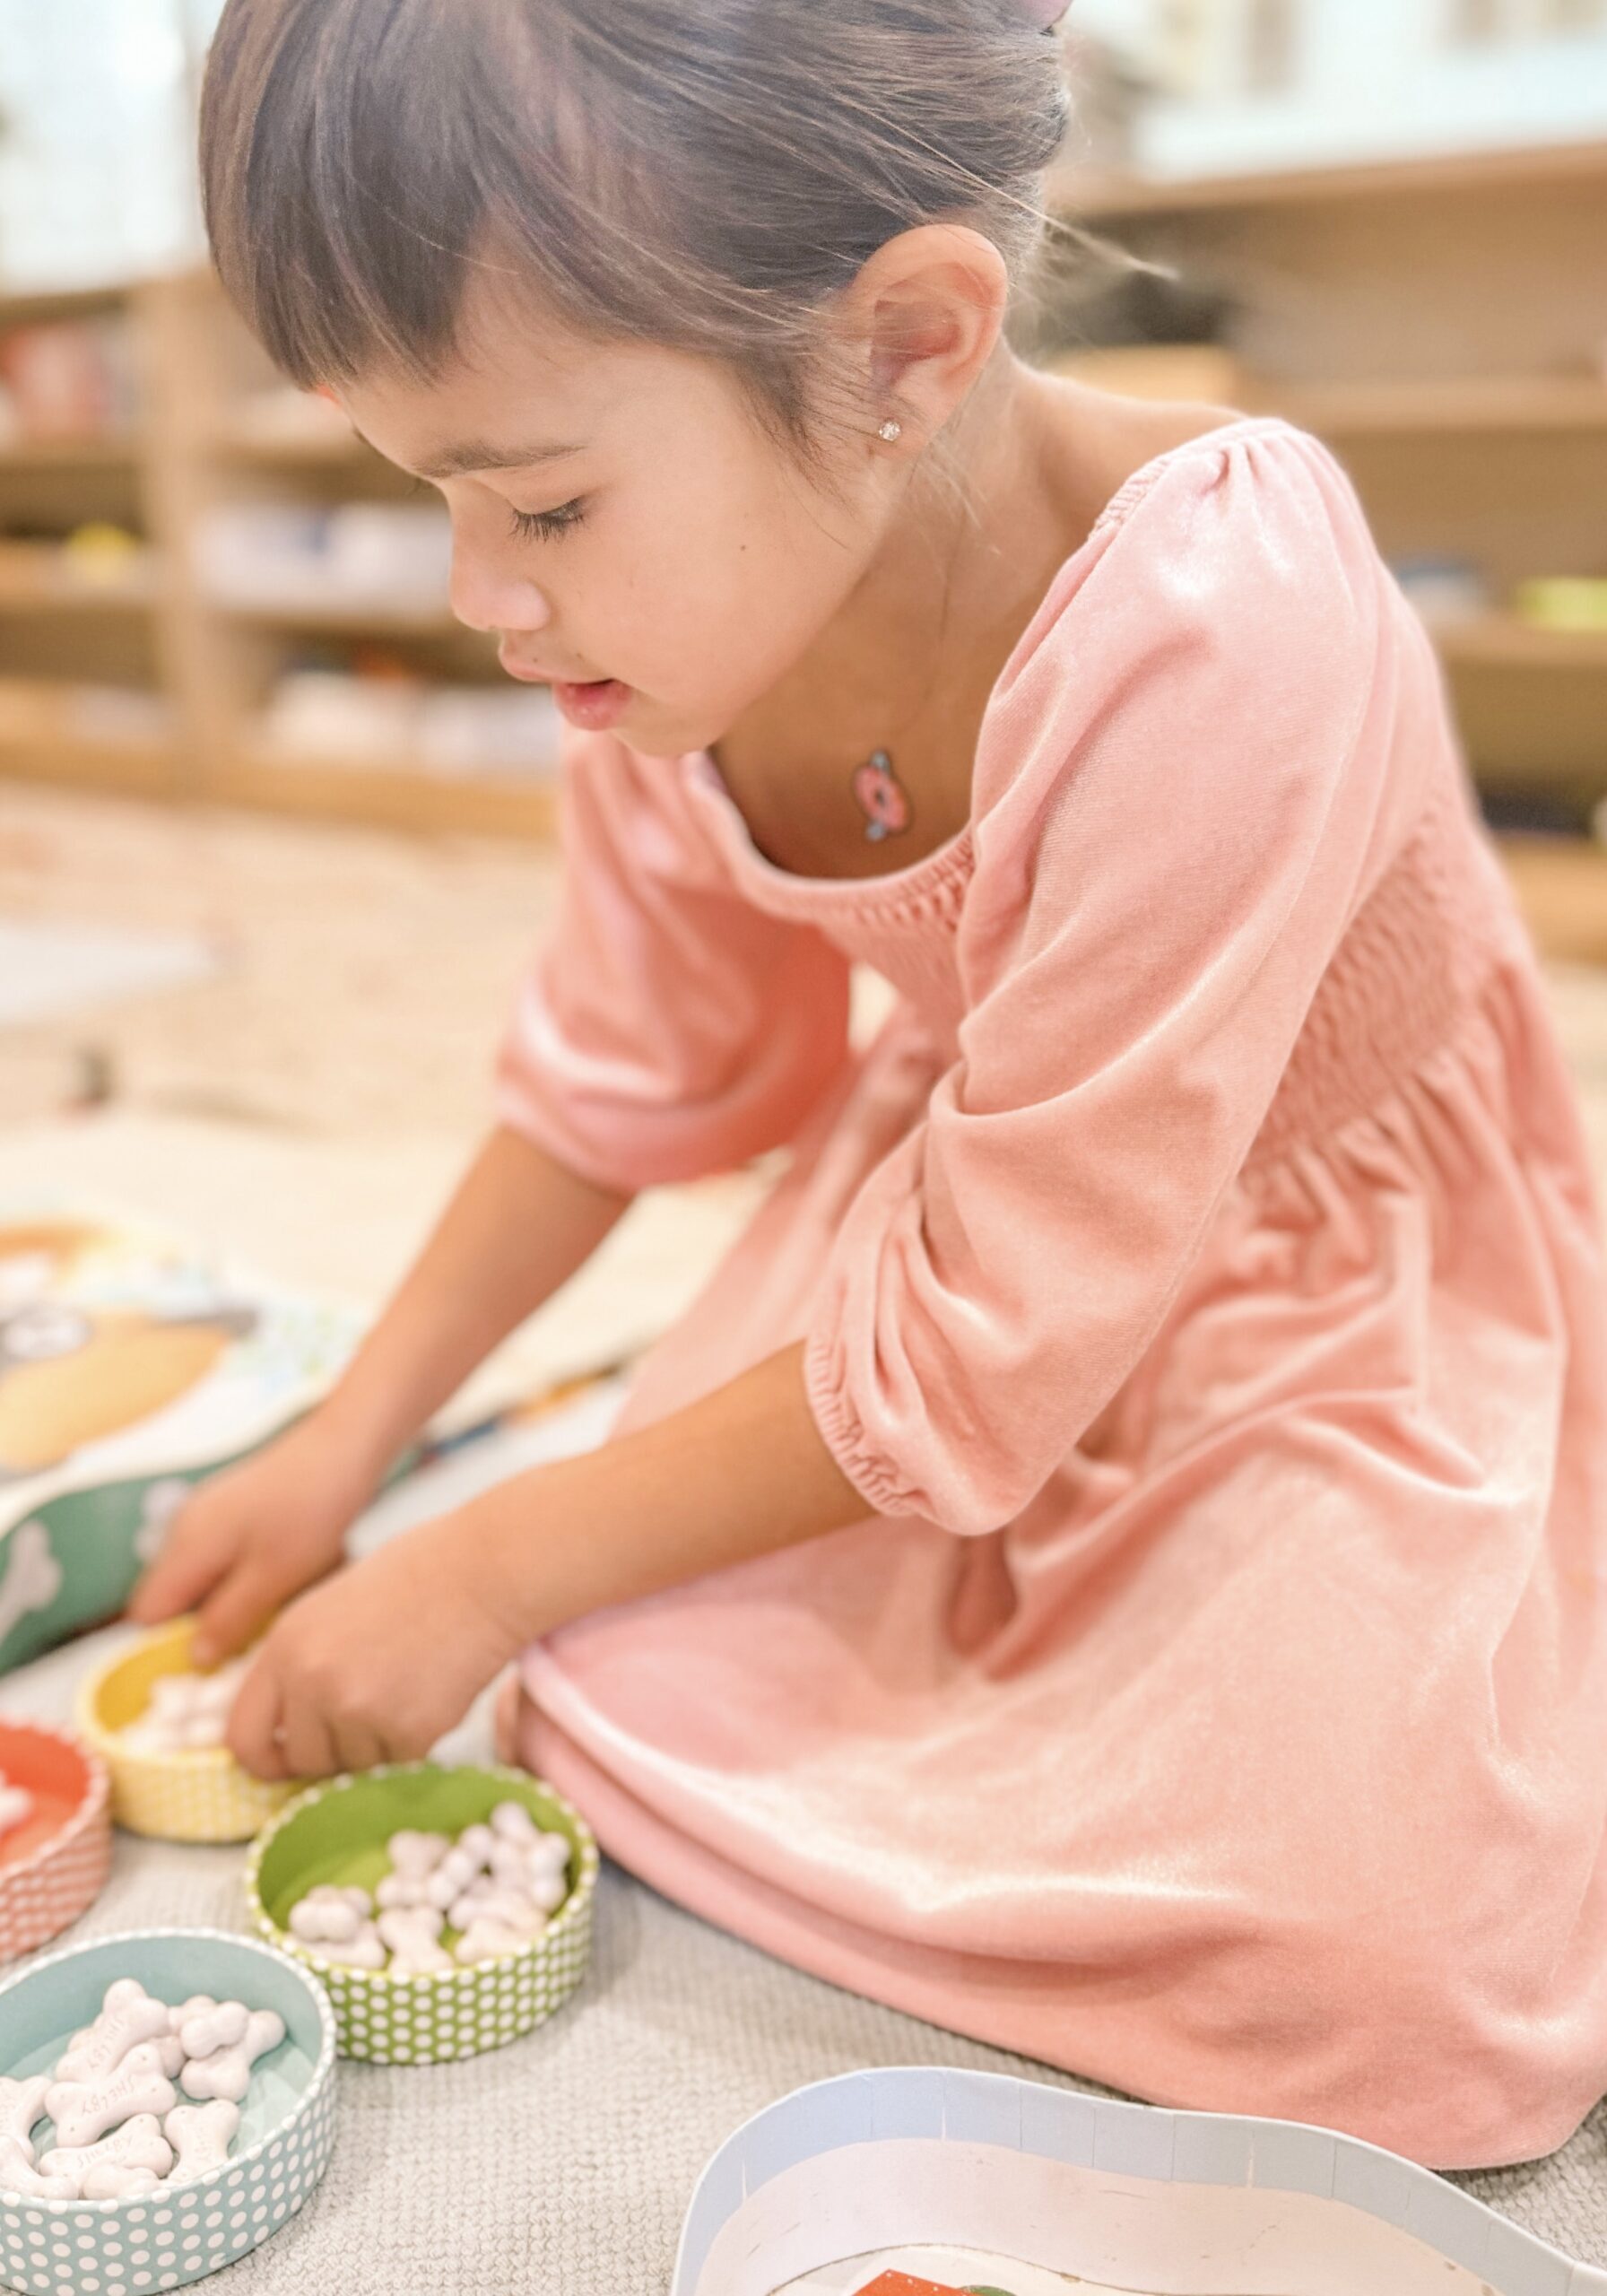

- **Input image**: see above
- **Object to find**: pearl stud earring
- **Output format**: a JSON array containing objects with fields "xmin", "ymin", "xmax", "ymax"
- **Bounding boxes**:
[{"xmin": 877, "ymin": 418, "xmax": 903, "ymax": 444}]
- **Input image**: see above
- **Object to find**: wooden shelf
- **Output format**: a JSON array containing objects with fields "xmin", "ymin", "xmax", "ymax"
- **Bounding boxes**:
[
  {"xmin": 1436, "ymin": 615, "xmax": 1607, "ymax": 671},
  {"xmin": 208, "ymin": 418, "xmax": 374, "ymax": 468},
  {"xmin": 4, "ymin": 234, "xmax": 1604, "ymax": 834},
  {"xmin": 1054, "ymin": 136, "xmax": 1607, "ymax": 219},
  {"xmin": 0, "ymin": 435, "xmax": 144, "ymax": 472},
  {"xmin": 0, "ymin": 542, "xmax": 157, "ymax": 613},
  {"xmin": 215, "ymin": 596, "xmax": 456, "ymax": 637},
  {"xmin": 0, "ymin": 280, "xmax": 140, "ymax": 324},
  {"xmin": 222, "ymin": 752, "xmax": 556, "ymax": 840},
  {"xmin": 1280, "ymin": 375, "xmax": 1607, "ymax": 436},
  {"xmin": 0, "ymin": 735, "xmax": 180, "ymax": 797}
]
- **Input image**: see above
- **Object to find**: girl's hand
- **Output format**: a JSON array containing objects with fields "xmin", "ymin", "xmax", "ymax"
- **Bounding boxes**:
[
  {"xmin": 128, "ymin": 1414, "xmax": 384, "ymax": 1665},
  {"xmin": 226, "ymin": 1509, "xmax": 521, "ymax": 1781}
]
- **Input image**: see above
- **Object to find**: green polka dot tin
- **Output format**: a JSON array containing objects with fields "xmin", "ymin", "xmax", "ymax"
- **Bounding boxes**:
[
  {"xmin": 0, "ymin": 1927, "xmax": 337, "ymax": 2296},
  {"xmin": 245, "ymin": 1762, "xmax": 598, "ymax": 2066}
]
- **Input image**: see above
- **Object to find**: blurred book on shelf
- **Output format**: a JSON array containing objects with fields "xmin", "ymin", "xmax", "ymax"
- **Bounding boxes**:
[
  {"xmin": 0, "ymin": 678, "xmax": 174, "ymax": 752},
  {"xmin": 194, "ymin": 501, "xmax": 453, "ymax": 615},
  {"xmin": 215, "ymin": 387, "xmax": 360, "ymax": 458},
  {"xmin": 255, "ymin": 653, "xmax": 559, "ymax": 782},
  {"xmin": 0, "ymin": 315, "xmax": 140, "ymax": 446}
]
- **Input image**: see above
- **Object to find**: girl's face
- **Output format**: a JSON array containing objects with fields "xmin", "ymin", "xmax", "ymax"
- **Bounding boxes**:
[{"xmin": 337, "ymin": 295, "xmax": 896, "ymax": 759}]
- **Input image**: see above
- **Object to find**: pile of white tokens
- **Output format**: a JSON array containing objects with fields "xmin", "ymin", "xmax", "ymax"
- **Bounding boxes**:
[
  {"xmin": 288, "ymin": 1802, "xmax": 570, "ymax": 1974},
  {"xmin": 117, "ymin": 1661, "xmax": 249, "ymax": 1757},
  {"xmin": 0, "ymin": 1979, "xmax": 285, "ymax": 2202},
  {"xmin": 0, "ymin": 1770, "xmax": 31, "ymax": 1841}
]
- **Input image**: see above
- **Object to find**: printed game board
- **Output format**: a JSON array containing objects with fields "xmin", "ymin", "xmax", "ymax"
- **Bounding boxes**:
[{"xmin": 0, "ymin": 1208, "xmax": 362, "ymax": 1674}]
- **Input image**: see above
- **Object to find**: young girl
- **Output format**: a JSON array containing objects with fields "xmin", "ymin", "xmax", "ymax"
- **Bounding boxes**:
[{"xmin": 133, "ymin": 0, "xmax": 1607, "ymax": 2173}]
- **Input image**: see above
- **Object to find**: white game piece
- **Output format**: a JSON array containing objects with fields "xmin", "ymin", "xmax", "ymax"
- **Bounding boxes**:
[
  {"xmin": 490, "ymin": 1800, "xmax": 541, "ymax": 1848},
  {"xmin": 447, "ymin": 1887, "xmax": 545, "ymax": 1938},
  {"xmin": 165, "ymin": 2100, "xmax": 239, "ymax": 2183},
  {"xmin": 376, "ymin": 1908, "xmax": 453, "ymax": 1973},
  {"xmin": 83, "ymin": 2164, "xmax": 161, "ymax": 2199},
  {"xmin": 375, "ymin": 1872, "xmax": 434, "ymax": 1911},
  {"xmin": 453, "ymin": 1917, "xmax": 528, "ymax": 1966},
  {"xmin": 526, "ymin": 1831, "xmax": 571, "ymax": 1875},
  {"xmin": 386, "ymin": 1830, "xmax": 450, "ymax": 1877},
  {"xmin": 524, "ymin": 1868, "xmax": 569, "ymax": 1915},
  {"xmin": 289, "ymin": 1890, "xmax": 365, "ymax": 1944},
  {"xmin": 487, "ymin": 1840, "xmax": 542, "ymax": 1892},
  {"xmin": 40, "ymin": 2112, "xmax": 172, "ymax": 2187},
  {"xmin": 423, "ymin": 1845, "xmax": 481, "ymax": 1910},
  {"xmin": 376, "ymin": 1903, "xmax": 443, "ymax": 1944},
  {"xmin": 0, "ymin": 1781, "xmax": 32, "ymax": 1838},
  {"xmin": 0, "ymin": 2075, "xmax": 49, "ymax": 2163},
  {"xmin": 46, "ymin": 2043, "xmax": 178, "ymax": 2149},
  {"xmin": 456, "ymin": 1822, "xmax": 494, "ymax": 1870},
  {"xmin": 0, "ymin": 2135, "xmax": 79, "ymax": 2201},
  {"xmin": 302, "ymin": 1923, "xmax": 386, "ymax": 1970},
  {"xmin": 178, "ymin": 2009, "xmax": 284, "ymax": 2103},
  {"xmin": 178, "ymin": 2001, "xmax": 248, "ymax": 2061},
  {"xmin": 156, "ymin": 2036, "xmax": 185, "ymax": 2080},
  {"xmin": 168, "ymin": 1996, "xmax": 216, "ymax": 2035},
  {"xmin": 124, "ymin": 1662, "xmax": 248, "ymax": 1755},
  {"xmin": 54, "ymin": 1981, "xmax": 173, "ymax": 2086}
]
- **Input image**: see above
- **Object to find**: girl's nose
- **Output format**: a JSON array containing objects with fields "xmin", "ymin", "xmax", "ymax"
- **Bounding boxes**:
[{"xmin": 449, "ymin": 540, "xmax": 554, "ymax": 637}]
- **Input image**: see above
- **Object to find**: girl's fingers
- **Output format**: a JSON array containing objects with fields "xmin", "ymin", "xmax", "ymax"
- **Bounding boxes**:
[
  {"xmin": 225, "ymin": 1651, "xmax": 289, "ymax": 1780},
  {"xmin": 331, "ymin": 1715, "xmax": 388, "ymax": 1779},
  {"xmin": 279, "ymin": 1700, "xmax": 340, "ymax": 1783},
  {"xmin": 193, "ymin": 1558, "xmax": 288, "ymax": 1668},
  {"xmin": 127, "ymin": 1518, "xmax": 233, "ymax": 1626}
]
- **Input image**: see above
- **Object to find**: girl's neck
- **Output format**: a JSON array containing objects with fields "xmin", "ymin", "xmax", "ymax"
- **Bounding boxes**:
[{"xmin": 709, "ymin": 353, "xmax": 1114, "ymax": 881}]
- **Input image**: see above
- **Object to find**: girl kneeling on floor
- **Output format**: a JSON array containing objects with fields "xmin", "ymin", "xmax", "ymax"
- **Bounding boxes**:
[{"xmin": 134, "ymin": 0, "xmax": 1607, "ymax": 2171}]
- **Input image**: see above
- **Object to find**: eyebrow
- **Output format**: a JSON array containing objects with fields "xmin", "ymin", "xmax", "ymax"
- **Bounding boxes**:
[{"xmin": 404, "ymin": 437, "xmax": 587, "ymax": 480}]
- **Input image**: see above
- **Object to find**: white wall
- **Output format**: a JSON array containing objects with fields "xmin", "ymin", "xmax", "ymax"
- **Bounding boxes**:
[
  {"xmin": 1130, "ymin": 0, "xmax": 1607, "ymax": 178},
  {"xmin": 0, "ymin": 0, "xmax": 217, "ymax": 290}
]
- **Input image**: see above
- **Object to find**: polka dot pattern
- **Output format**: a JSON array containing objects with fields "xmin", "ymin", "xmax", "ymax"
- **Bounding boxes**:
[
  {"xmin": 0, "ymin": 2077, "xmax": 335, "ymax": 2294},
  {"xmin": 0, "ymin": 1929, "xmax": 338, "ymax": 2295},
  {"xmin": 247, "ymin": 1765, "xmax": 599, "ymax": 2066},
  {"xmin": 0, "ymin": 1726, "xmax": 110, "ymax": 1966},
  {"xmin": 74, "ymin": 1623, "xmax": 293, "ymax": 1845}
]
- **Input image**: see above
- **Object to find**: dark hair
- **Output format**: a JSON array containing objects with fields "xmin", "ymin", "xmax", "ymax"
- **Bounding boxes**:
[{"xmin": 200, "ymin": 0, "xmax": 1071, "ymax": 450}]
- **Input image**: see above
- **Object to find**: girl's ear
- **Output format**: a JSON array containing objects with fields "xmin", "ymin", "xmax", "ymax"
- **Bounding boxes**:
[{"xmin": 842, "ymin": 222, "xmax": 1012, "ymax": 449}]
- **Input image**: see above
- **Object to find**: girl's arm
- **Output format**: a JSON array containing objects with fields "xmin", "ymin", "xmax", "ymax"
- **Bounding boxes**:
[
  {"xmin": 226, "ymin": 1341, "xmax": 869, "ymax": 1779},
  {"xmin": 131, "ymin": 1125, "xmax": 632, "ymax": 1657},
  {"xmin": 308, "ymin": 1122, "xmax": 633, "ymax": 1490}
]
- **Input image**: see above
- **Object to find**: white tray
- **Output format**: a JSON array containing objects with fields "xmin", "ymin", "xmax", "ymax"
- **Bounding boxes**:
[{"xmin": 672, "ymin": 2066, "xmax": 1605, "ymax": 2296}]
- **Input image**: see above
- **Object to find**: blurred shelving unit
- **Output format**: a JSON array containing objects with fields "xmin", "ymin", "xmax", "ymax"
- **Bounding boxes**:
[
  {"xmin": 5, "ymin": 134, "xmax": 1605, "ymax": 837},
  {"xmin": 1049, "ymin": 136, "xmax": 1607, "ymax": 806},
  {"xmin": 0, "ymin": 270, "xmax": 557, "ymax": 842}
]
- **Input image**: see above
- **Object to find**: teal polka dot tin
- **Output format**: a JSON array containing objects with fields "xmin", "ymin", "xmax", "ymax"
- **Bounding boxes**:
[
  {"xmin": 0, "ymin": 1927, "xmax": 337, "ymax": 2295},
  {"xmin": 246, "ymin": 1762, "xmax": 598, "ymax": 2066}
]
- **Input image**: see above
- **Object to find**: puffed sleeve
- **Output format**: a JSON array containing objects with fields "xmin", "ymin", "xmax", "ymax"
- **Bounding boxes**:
[
  {"xmin": 804, "ymin": 426, "xmax": 1428, "ymax": 1535},
  {"xmin": 496, "ymin": 730, "xmax": 852, "ymax": 1192}
]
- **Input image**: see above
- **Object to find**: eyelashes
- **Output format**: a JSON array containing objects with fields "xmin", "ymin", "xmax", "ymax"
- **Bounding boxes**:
[{"xmin": 507, "ymin": 499, "xmax": 588, "ymax": 544}]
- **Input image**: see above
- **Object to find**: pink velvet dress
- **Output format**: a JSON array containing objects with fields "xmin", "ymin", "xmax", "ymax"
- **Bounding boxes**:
[{"xmin": 496, "ymin": 416, "xmax": 1607, "ymax": 2170}]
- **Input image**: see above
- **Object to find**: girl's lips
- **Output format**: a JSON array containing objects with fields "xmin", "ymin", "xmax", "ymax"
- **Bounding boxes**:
[
  {"xmin": 551, "ymin": 677, "xmax": 632, "ymax": 732},
  {"xmin": 497, "ymin": 648, "xmax": 633, "ymax": 731}
]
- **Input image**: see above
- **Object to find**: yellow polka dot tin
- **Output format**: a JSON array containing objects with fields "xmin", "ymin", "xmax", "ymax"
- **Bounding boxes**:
[{"xmin": 75, "ymin": 1619, "xmax": 294, "ymax": 1844}]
